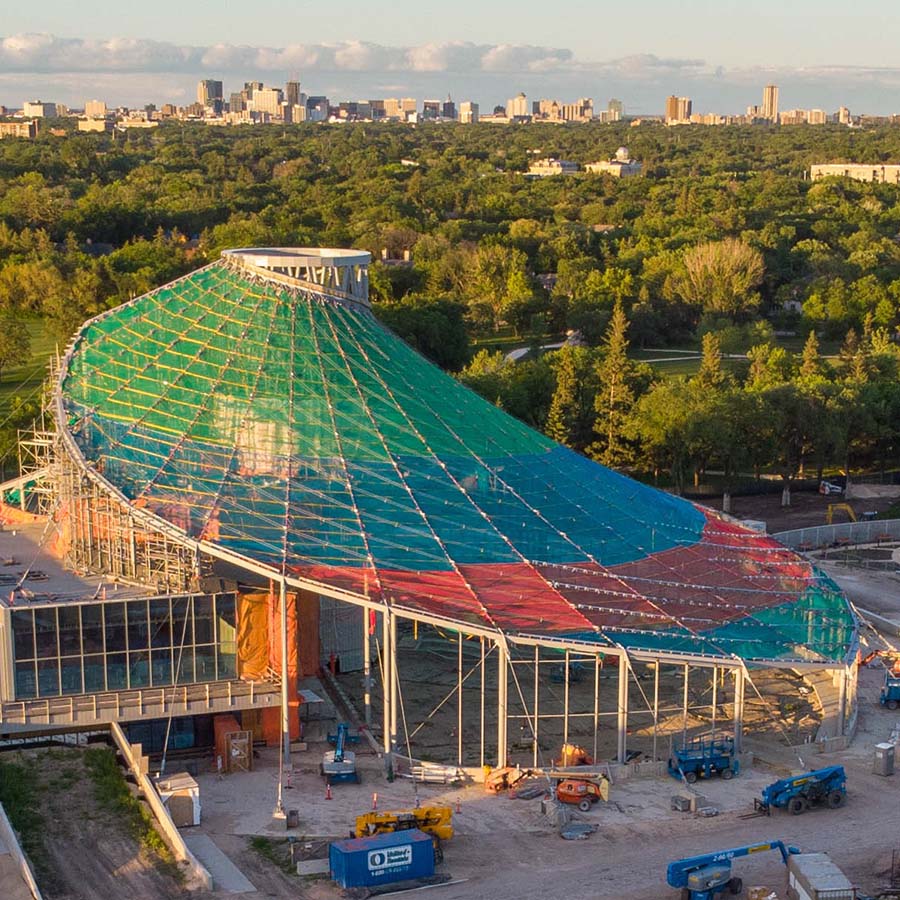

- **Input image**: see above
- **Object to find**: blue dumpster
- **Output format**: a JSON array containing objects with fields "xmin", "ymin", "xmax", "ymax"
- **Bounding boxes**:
[{"xmin": 329, "ymin": 830, "xmax": 434, "ymax": 888}]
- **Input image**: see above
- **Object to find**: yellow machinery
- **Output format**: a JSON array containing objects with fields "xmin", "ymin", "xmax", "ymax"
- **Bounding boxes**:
[
  {"xmin": 355, "ymin": 806, "xmax": 453, "ymax": 843},
  {"xmin": 826, "ymin": 503, "xmax": 856, "ymax": 524}
]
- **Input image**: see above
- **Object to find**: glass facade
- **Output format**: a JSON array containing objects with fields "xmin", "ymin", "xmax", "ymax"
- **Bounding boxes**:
[{"xmin": 10, "ymin": 593, "xmax": 237, "ymax": 700}]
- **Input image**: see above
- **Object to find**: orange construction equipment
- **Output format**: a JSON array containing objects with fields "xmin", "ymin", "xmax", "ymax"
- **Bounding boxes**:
[
  {"xmin": 557, "ymin": 743, "xmax": 593, "ymax": 767},
  {"xmin": 484, "ymin": 766, "xmax": 532, "ymax": 794},
  {"xmin": 556, "ymin": 777, "xmax": 610, "ymax": 812}
]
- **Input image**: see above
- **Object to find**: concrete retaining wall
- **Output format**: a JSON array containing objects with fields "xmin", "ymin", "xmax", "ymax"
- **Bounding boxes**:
[
  {"xmin": 109, "ymin": 722, "xmax": 213, "ymax": 891},
  {"xmin": 0, "ymin": 802, "xmax": 42, "ymax": 900}
]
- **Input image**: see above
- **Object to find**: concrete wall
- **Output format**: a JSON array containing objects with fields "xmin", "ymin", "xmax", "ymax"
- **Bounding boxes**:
[
  {"xmin": 0, "ymin": 802, "xmax": 43, "ymax": 900},
  {"xmin": 109, "ymin": 722, "xmax": 213, "ymax": 891}
]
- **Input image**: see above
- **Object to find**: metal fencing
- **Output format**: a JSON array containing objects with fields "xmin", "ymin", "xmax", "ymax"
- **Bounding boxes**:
[{"xmin": 773, "ymin": 518, "xmax": 900, "ymax": 551}]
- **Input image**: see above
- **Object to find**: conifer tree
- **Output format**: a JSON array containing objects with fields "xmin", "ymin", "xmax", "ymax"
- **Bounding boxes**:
[
  {"xmin": 591, "ymin": 302, "xmax": 636, "ymax": 467},
  {"xmin": 799, "ymin": 330, "xmax": 824, "ymax": 379},
  {"xmin": 545, "ymin": 345, "xmax": 596, "ymax": 451},
  {"xmin": 696, "ymin": 331, "xmax": 728, "ymax": 390}
]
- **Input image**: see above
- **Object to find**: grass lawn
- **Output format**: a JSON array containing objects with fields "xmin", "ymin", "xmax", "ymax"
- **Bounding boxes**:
[{"xmin": 0, "ymin": 320, "xmax": 58, "ymax": 417}]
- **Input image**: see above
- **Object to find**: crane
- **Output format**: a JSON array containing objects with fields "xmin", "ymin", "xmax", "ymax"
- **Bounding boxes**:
[{"xmin": 667, "ymin": 840, "xmax": 800, "ymax": 900}]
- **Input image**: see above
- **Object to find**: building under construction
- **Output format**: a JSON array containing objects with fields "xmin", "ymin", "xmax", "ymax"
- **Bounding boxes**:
[{"xmin": 0, "ymin": 248, "xmax": 859, "ymax": 767}]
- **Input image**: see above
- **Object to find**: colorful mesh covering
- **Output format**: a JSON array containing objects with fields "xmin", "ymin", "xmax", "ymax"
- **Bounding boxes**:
[{"xmin": 58, "ymin": 256, "xmax": 856, "ymax": 664}]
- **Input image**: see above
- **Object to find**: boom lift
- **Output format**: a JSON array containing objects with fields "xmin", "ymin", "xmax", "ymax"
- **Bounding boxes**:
[
  {"xmin": 322, "ymin": 722, "xmax": 360, "ymax": 785},
  {"xmin": 667, "ymin": 840, "xmax": 800, "ymax": 900},
  {"xmin": 753, "ymin": 765, "xmax": 846, "ymax": 816},
  {"xmin": 354, "ymin": 807, "xmax": 453, "ymax": 863}
]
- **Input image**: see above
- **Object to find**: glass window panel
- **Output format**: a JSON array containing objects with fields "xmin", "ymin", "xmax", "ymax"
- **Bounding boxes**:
[
  {"xmin": 194, "ymin": 596, "xmax": 213, "ymax": 643},
  {"xmin": 58, "ymin": 606, "xmax": 81, "ymax": 657},
  {"xmin": 128, "ymin": 601, "xmax": 149, "ymax": 650},
  {"xmin": 176, "ymin": 650, "xmax": 194, "ymax": 685},
  {"xmin": 171, "ymin": 596, "xmax": 193, "ymax": 647},
  {"xmin": 217, "ymin": 641, "xmax": 236, "ymax": 680},
  {"xmin": 37, "ymin": 658, "xmax": 60, "ymax": 696},
  {"xmin": 81, "ymin": 605, "xmax": 104, "ymax": 654},
  {"xmin": 129, "ymin": 651, "xmax": 150, "ymax": 688},
  {"xmin": 34, "ymin": 608, "xmax": 58, "ymax": 658},
  {"xmin": 194, "ymin": 645, "xmax": 215, "ymax": 682},
  {"xmin": 215, "ymin": 594, "xmax": 236, "ymax": 644},
  {"xmin": 83, "ymin": 654, "xmax": 105, "ymax": 692},
  {"xmin": 105, "ymin": 603, "xmax": 127, "ymax": 653},
  {"xmin": 106, "ymin": 653, "xmax": 127, "ymax": 690},
  {"xmin": 149, "ymin": 598, "xmax": 172, "ymax": 649},
  {"xmin": 60, "ymin": 657, "xmax": 83, "ymax": 694},
  {"xmin": 151, "ymin": 649, "xmax": 172, "ymax": 686},
  {"xmin": 15, "ymin": 661, "xmax": 36, "ymax": 699},
  {"xmin": 11, "ymin": 610, "xmax": 34, "ymax": 660}
]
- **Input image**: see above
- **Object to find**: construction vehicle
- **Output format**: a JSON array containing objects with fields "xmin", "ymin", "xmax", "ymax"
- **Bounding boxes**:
[
  {"xmin": 753, "ymin": 765, "xmax": 846, "ymax": 816},
  {"xmin": 882, "ymin": 671, "xmax": 900, "ymax": 710},
  {"xmin": 354, "ymin": 805, "xmax": 452, "ymax": 862},
  {"xmin": 354, "ymin": 806, "xmax": 453, "ymax": 842},
  {"xmin": 825, "ymin": 503, "xmax": 856, "ymax": 524},
  {"xmin": 557, "ymin": 743, "xmax": 593, "ymax": 766},
  {"xmin": 484, "ymin": 765, "xmax": 532, "ymax": 793},
  {"xmin": 668, "ymin": 735, "xmax": 738, "ymax": 784},
  {"xmin": 667, "ymin": 840, "xmax": 800, "ymax": 900},
  {"xmin": 556, "ymin": 776, "xmax": 609, "ymax": 812},
  {"xmin": 322, "ymin": 722, "xmax": 360, "ymax": 785}
]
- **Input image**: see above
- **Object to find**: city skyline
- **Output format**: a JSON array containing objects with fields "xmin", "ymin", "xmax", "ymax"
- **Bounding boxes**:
[{"xmin": 2, "ymin": 30, "xmax": 900, "ymax": 115}]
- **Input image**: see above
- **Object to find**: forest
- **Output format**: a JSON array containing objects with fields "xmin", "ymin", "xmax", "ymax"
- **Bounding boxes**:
[{"xmin": 1, "ymin": 118, "xmax": 900, "ymax": 495}]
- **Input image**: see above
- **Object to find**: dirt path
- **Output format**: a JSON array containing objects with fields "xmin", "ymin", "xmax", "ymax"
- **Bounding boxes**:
[{"xmin": 0, "ymin": 745, "xmax": 190, "ymax": 900}]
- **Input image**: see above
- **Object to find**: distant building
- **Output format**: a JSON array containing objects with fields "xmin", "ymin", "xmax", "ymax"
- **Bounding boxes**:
[
  {"xmin": 458, "ymin": 101, "xmax": 479, "ymax": 124},
  {"xmin": 442, "ymin": 97, "xmax": 456, "ymax": 120},
  {"xmin": 762, "ymin": 84, "xmax": 779, "ymax": 121},
  {"xmin": 837, "ymin": 106, "xmax": 851, "ymax": 125},
  {"xmin": 197, "ymin": 78, "xmax": 224, "ymax": 112},
  {"xmin": 422, "ymin": 100, "xmax": 440, "ymax": 120},
  {"xmin": 77, "ymin": 118, "xmax": 113, "ymax": 133},
  {"xmin": 507, "ymin": 92, "xmax": 529, "ymax": 118},
  {"xmin": 810, "ymin": 163, "xmax": 900, "ymax": 184},
  {"xmin": 607, "ymin": 98, "xmax": 623, "ymax": 122},
  {"xmin": 586, "ymin": 146, "xmax": 642, "ymax": 178},
  {"xmin": 285, "ymin": 81, "xmax": 301, "ymax": 107},
  {"xmin": 252, "ymin": 88, "xmax": 284, "ymax": 117},
  {"xmin": 84, "ymin": 99, "xmax": 107, "ymax": 119},
  {"xmin": 0, "ymin": 120, "xmax": 37, "ymax": 139},
  {"xmin": 562, "ymin": 98, "xmax": 593, "ymax": 122},
  {"xmin": 22, "ymin": 100, "xmax": 56, "ymax": 118},
  {"xmin": 527, "ymin": 157, "xmax": 578, "ymax": 177},
  {"xmin": 665, "ymin": 95, "xmax": 691, "ymax": 124},
  {"xmin": 807, "ymin": 109, "xmax": 828, "ymax": 125}
]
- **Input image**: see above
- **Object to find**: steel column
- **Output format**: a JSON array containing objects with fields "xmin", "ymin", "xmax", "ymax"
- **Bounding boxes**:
[
  {"xmin": 616, "ymin": 656, "xmax": 629, "ymax": 763},
  {"xmin": 733, "ymin": 666, "xmax": 745, "ymax": 753},
  {"xmin": 279, "ymin": 578, "xmax": 290, "ymax": 766},
  {"xmin": 363, "ymin": 609, "xmax": 372, "ymax": 727},
  {"xmin": 497, "ymin": 640, "xmax": 508, "ymax": 767}
]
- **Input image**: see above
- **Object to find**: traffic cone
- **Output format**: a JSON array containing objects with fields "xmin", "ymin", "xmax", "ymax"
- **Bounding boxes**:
[
  {"xmin": 325, "ymin": 782, "xmax": 332, "ymax": 800},
  {"xmin": 372, "ymin": 792, "xmax": 378, "ymax": 811}
]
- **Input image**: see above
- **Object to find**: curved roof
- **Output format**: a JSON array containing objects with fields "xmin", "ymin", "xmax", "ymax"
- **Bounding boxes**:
[{"xmin": 57, "ymin": 250, "xmax": 856, "ymax": 664}]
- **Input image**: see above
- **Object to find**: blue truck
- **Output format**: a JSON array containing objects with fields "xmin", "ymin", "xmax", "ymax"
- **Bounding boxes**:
[
  {"xmin": 668, "ymin": 735, "xmax": 739, "ymax": 783},
  {"xmin": 881, "ymin": 670, "xmax": 900, "ymax": 710},
  {"xmin": 753, "ymin": 765, "xmax": 846, "ymax": 816},
  {"xmin": 667, "ymin": 840, "xmax": 799, "ymax": 900}
]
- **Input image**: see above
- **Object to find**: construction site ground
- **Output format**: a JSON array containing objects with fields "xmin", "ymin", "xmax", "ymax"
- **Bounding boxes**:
[{"xmin": 185, "ymin": 662, "xmax": 899, "ymax": 899}]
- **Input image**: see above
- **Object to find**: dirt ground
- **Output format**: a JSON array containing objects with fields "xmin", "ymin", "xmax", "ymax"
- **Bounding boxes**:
[
  {"xmin": 0, "ymin": 745, "xmax": 188, "ymax": 900},
  {"xmin": 704, "ymin": 486, "xmax": 898, "ymax": 533}
]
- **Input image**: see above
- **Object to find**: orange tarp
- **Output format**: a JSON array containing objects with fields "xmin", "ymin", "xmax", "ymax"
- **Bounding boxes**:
[
  {"xmin": 261, "ymin": 584, "xmax": 300, "ymax": 745},
  {"xmin": 236, "ymin": 592, "xmax": 269, "ymax": 681}
]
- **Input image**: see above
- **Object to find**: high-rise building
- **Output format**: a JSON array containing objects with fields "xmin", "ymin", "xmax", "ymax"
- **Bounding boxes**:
[
  {"xmin": 665, "ymin": 95, "xmax": 691, "ymax": 124},
  {"xmin": 197, "ymin": 80, "xmax": 223, "ymax": 106},
  {"xmin": 607, "ymin": 98, "xmax": 623, "ymax": 122},
  {"xmin": 229, "ymin": 92, "xmax": 245, "ymax": 114},
  {"xmin": 458, "ymin": 101, "xmax": 479, "ymax": 124},
  {"xmin": 422, "ymin": 100, "xmax": 440, "ymax": 120},
  {"xmin": 84, "ymin": 99, "xmax": 107, "ymax": 118},
  {"xmin": 762, "ymin": 84, "xmax": 779, "ymax": 121},
  {"xmin": 442, "ymin": 96, "xmax": 456, "ymax": 120},
  {"xmin": 252, "ymin": 88, "xmax": 284, "ymax": 117},
  {"xmin": 507, "ymin": 92, "xmax": 529, "ymax": 118},
  {"xmin": 837, "ymin": 106, "xmax": 851, "ymax": 125},
  {"xmin": 22, "ymin": 100, "xmax": 56, "ymax": 118},
  {"xmin": 285, "ymin": 81, "xmax": 301, "ymax": 107}
]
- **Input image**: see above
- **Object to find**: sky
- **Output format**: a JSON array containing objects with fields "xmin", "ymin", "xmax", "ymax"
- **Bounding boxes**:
[{"xmin": 1, "ymin": 0, "xmax": 900, "ymax": 114}]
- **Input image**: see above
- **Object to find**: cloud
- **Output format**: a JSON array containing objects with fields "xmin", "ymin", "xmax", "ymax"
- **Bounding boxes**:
[{"xmin": 0, "ymin": 33, "xmax": 575, "ymax": 76}]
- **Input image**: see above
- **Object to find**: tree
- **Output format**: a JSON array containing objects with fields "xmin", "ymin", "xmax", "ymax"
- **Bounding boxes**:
[
  {"xmin": 675, "ymin": 238, "xmax": 765, "ymax": 320},
  {"xmin": 799, "ymin": 330, "xmax": 824, "ymax": 380},
  {"xmin": 696, "ymin": 332, "xmax": 729, "ymax": 391},
  {"xmin": 0, "ymin": 314, "xmax": 30, "ymax": 382},
  {"xmin": 545, "ymin": 346, "xmax": 597, "ymax": 451},
  {"xmin": 590, "ymin": 303, "xmax": 642, "ymax": 467}
]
